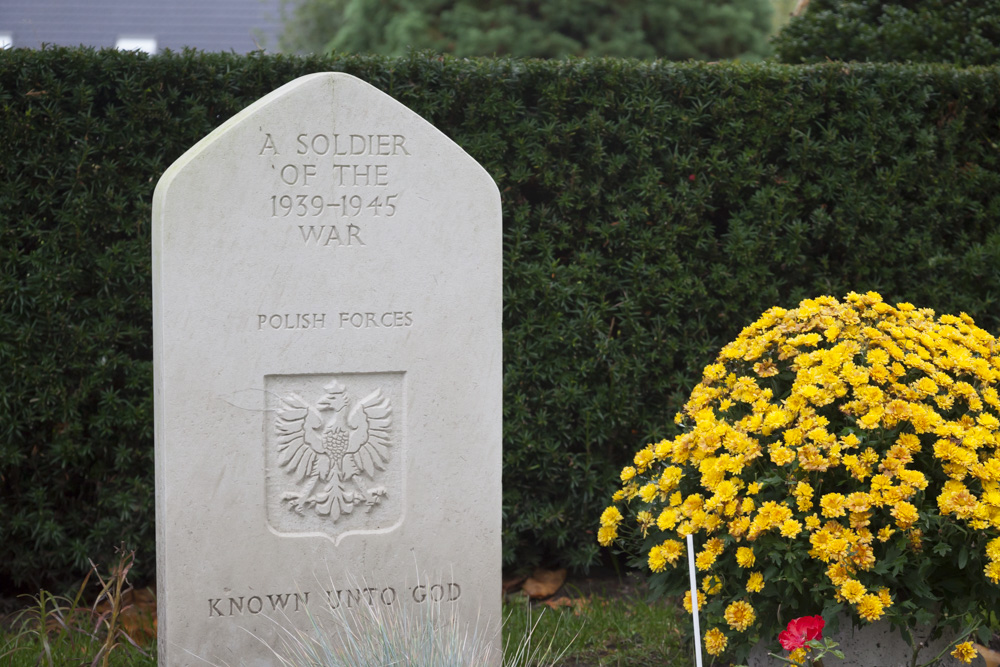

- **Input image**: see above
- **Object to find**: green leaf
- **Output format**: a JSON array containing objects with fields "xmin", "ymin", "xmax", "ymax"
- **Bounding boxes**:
[
  {"xmin": 914, "ymin": 608, "xmax": 936, "ymax": 626},
  {"xmin": 821, "ymin": 600, "xmax": 844, "ymax": 622}
]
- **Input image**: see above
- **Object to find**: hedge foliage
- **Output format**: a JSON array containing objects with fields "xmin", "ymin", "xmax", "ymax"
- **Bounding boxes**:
[
  {"xmin": 2, "ymin": 48, "xmax": 1000, "ymax": 592},
  {"xmin": 775, "ymin": 0, "xmax": 1000, "ymax": 66}
]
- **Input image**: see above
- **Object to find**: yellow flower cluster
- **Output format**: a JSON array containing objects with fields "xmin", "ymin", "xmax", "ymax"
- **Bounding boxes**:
[
  {"xmin": 598, "ymin": 505, "xmax": 623, "ymax": 547},
  {"xmin": 600, "ymin": 293, "xmax": 1000, "ymax": 643}
]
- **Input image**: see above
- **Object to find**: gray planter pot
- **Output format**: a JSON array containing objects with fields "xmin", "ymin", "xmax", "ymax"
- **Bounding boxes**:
[{"xmin": 746, "ymin": 615, "xmax": 983, "ymax": 667}]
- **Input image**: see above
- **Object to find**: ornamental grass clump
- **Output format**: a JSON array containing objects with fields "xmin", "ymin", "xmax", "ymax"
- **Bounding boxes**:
[{"xmin": 599, "ymin": 293, "xmax": 1000, "ymax": 663}]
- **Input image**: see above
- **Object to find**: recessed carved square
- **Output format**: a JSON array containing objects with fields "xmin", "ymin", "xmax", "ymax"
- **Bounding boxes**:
[{"xmin": 264, "ymin": 372, "xmax": 405, "ymax": 543}]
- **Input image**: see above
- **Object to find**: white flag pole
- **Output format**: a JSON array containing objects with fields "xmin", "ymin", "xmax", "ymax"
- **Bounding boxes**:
[{"xmin": 686, "ymin": 533, "xmax": 704, "ymax": 667}]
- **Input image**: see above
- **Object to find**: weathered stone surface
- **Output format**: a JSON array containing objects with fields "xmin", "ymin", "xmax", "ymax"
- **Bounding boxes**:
[{"xmin": 153, "ymin": 73, "xmax": 502, "ymax": 666}]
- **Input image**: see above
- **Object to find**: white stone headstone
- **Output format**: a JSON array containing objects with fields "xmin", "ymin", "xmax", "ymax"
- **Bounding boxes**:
[{"xmin": 153, "ymin": 73, "xmax": 502, "ymax": 666}]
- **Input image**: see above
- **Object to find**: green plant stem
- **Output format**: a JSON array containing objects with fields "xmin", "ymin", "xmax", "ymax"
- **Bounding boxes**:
[{"xmin": 906, "ymin": 607, "xmax": 942, "ymax": 667}]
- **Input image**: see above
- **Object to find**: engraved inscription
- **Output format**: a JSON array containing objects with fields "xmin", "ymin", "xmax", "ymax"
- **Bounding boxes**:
[
  {"xmin": 255, "ymin": 312, "xmax": 413, "ymax": 331},
  {"xmin": 339, "ymin": 311, "xmax": 413, "ymax": 329},
  {"xmin": 258, "ymin": 131, "xmax": 411, "ymax": 248},
  {"xmin": 206, "ymin": 581, "xmax": 460, "ymax": 619},
  {"xmin": 265, "ymin": 373, "xmax": 405, "ymax": 540},
  {"xmin": 297, "ymin": 223, "xmax": 365, "ymax": 246},
  {"xmin": 292, "ymin": 133, "xmax": 411, "ymax": 157},
  {"xmin": 326, "ymin": 586, "xmax": 399, "ymax": 609},
  {"xmin": 275, "ymin": 381, "xmax": 392, "ymax": 521},
  {"xmin": 330, "ymin": 164, "xmax": 390, "ymax": 187},
  {"xmin": 409, "ymin": 583, "xmax": 462, "ymax": 603},
  {"xmin": 208, "ymin": 592, "xmax": 311, "ymax": 618},
  {"xmin": 270, "ymin": 194, "xmax": 397, "ymax": 218},
  {"xmin": 258, "ymin": 313, "xmax": 327, "ymax": 330}
]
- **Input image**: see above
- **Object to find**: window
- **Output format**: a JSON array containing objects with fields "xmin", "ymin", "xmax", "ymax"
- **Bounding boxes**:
[
  {"xmin": 0, "ymin": 33, "xmax": 12, "ymax": 49},
  {"xmin": 116, "ymin": 36, "xmax": 157, "ymax": 54}
]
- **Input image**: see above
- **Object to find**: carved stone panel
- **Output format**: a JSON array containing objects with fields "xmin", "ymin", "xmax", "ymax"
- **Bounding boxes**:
[{"xmin": 265, "ymin": 372, "xmax": 405, "ymax": 542}]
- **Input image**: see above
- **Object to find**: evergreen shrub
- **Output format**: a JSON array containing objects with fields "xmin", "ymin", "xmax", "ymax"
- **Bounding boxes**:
[
  {"xmin": 775, "ymin": 0, "xmax": 1000, "ymax": 66},
  {"xmin": 2, "ymin": 48, "xmax": 1000, "ymax": 591},
  {"xmin": 279, "ymin": 0, "xmax": 774, "ymax": 61}
]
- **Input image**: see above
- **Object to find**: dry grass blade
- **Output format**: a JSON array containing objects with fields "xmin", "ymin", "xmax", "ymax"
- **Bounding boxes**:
[{"xmin": 87, "ymin": 545, "xmax": 150, "ymax": 667}]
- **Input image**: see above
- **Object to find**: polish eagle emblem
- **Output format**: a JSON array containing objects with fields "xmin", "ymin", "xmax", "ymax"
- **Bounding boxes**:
[{"xmin": 274, "ymin": 380, "xmax": 392, "ymax": 521}]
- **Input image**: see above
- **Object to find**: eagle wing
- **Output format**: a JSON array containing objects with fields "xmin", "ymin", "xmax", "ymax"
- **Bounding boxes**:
[
  {"xmin": 274, "ymin": 393, "xmax": 328, "ymax": 481},
  {"xmin": 343, "ymin": 389, "xmax": 392, "ymax": 479}
]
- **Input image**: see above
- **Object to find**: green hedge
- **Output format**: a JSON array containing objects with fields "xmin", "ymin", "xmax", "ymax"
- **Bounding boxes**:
[
  {"xmin": 2, "ymin": 48, "xmax": 1000, "ymax": 592},
  {"xmin": 775, "ymin": 0, "xmax": 1000, "ymax": 66}
]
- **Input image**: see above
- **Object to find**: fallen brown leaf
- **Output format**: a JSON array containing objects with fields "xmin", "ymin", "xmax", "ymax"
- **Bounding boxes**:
[
  {"xmin": 522, "ymin": 568, "xmax": 567, "ymax": 599},
  {"xmin": 95, "ymin": 587, "xmax": 157, "ymax": 644},
  {"xmin": 542, "ymin": 595, "xmax": 590, "ymax": 615},
  {"xmin": 502, "ymin": 574, "xmax": 527, "ymax": 594},
  {"xmin": 976, "ymin": 643, "xmax": 1000, "ymax": 667}
]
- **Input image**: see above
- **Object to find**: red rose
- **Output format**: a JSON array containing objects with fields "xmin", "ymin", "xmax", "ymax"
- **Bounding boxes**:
[{"xmin": 778, "ymin": 615, "xmax": 825, "ymax": 651}]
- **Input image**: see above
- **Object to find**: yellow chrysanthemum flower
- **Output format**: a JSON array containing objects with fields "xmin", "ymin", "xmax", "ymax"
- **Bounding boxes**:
[
  {"xmin": 658, "ymin": 466, "xmax": 682, "ymax": 491},
  {"xmin": 634, "ymin": 448, "xmax": 654, "ymax": 470},
  {"xmin": 683, "ymin": 590, "xmax": 702, "ymax": 613},
  {"xmin": 840, "ymin": 579, "xmax": 866, "ymax": 603},
  {"xmin": 639, "ymin": 483, "xmax": 658, "ymax": 503},
  {"xmin": 845, "ymin": 492, "xmax": 871, "ymax": 513},
  {"xmin": 695, "ymin": 550, "xmax": 717, "ymax": 571},
  {"xmin": 769, "ymin": 445, "xmax": 796, "ymax": 466},
  {"xmin": 704, "ymin": 628, "xmax": 728, "ymax": 655},
  {"xmin": 735, "ymin": 546, "xmax": 755, "ymax": 568},
  {"xmin": 597, "ymin": 525, "xmax": 617, "ymax": 546},
  {"xmin": 891, "ymin": 501, "xmax": 919, "ymax": 529},
  {"xmin": 820, "ymin": 493, "xmax": 847, "ymax": 518},
  {"xmin": 857, "ymin": 594, "xmax": 884, "ymax": 621},
  {"xmin": 636, "ymin": 510, "xmax": 654, "ymax": 536},
  {"xmin": 746, "ymin": 571, "xmax": 764, "ymax": 593},
  {"xmin": 723, "ymin": 600, "xmax": 756, "ymax": 632},
  {"xmin": 780, "ymin": 519, "xmax": 803, "ymax": 538},
  {"xmin": 657, "ymin": 508, "xmax": 679, "ymax": 531},
  {"xmin": 754, "ymin": 360, "xmax": 779, "ymax": 377},
  {"xmin": 600, "ymin": 506, "xmax": 623, "ymax": 527},
  {"xmin": 705, "ymin": 537, "xmax": 725, "ymax": 555},
  {"xmin": 826, "ymin": 562, "xmax": 850, "ymax": 586},
  {"xmin": 951, "ymin": 642, "xmax": 977, "ymax": 664}
]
